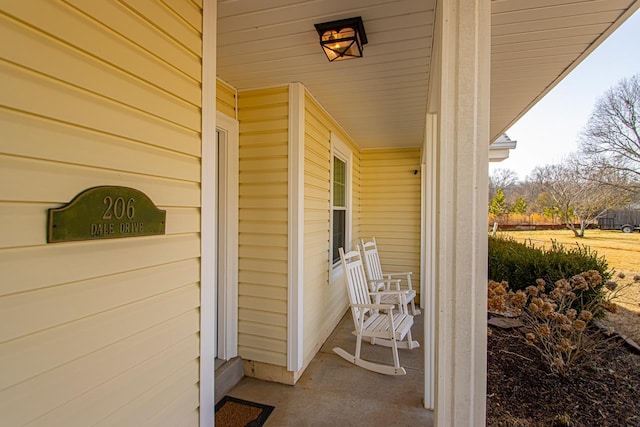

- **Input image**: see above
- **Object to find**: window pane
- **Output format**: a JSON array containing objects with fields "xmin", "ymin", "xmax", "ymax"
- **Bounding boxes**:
[
  {"xmin": 333, "ymin": 157, "xmax": 346, "ymax": 207},
  {"xmin": 332, "ymin": 210, "xmax": 346, "ymax": 264}
]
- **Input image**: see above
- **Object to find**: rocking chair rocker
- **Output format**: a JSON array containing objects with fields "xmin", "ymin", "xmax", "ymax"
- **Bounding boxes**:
[{"xmin": 333, "ymin": 248, "xmax": 420, "ymax": 376}]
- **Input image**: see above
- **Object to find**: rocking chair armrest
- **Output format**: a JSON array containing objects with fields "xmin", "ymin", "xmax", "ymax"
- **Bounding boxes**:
[
  {"xmin": 382, "ymin": 272, "xmax": 414, "ymax": 291},
  {"xmin": 369, "ymin": 278, "xmax": 402, "ymax": 292},
  {"xmin": 383, "ymin": 272, "xmax": 412, "ymax": 278},
  {"xmin": 370, "ymin": 290, "xmax": 408, "ymax": 304},
  {"xmin": 351, "ymin": 303, "xmax": 395, "ymax": 310},
  {"xmin": 369, "ymin": 278, "xmax": 401, "ymax": 286},
  {"xmin": 371, "ymin": 290, "xmax": 409, "ymax": 296}
]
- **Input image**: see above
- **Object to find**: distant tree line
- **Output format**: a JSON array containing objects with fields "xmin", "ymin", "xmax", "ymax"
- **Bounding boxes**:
[{"xmin": 489, "ymin": 73, "xmax": 640, "ymax": 237}]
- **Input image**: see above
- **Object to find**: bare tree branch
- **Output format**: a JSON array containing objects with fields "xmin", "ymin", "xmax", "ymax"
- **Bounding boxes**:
[{"xmin": 579, "ymin": 74, "xmax": 640, "ymax": 192}]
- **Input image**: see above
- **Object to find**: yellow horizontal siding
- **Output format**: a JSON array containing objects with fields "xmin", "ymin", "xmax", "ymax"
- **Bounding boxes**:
[
  {"xmin": 238, "ymin": 321, "xmax": 287, "ymax": 341},
  {"xmin": 12, "ymin": 320, "xmax": 200, "ymax": 427},
  {"xmin": 1, "ymin": 16, "xmax": 200, "ymax": 130},
  {"xmin": 0, "ymin": 110, "xmax": 200, "ymax": 182},
  {"xmin": 240, "ymin": 87, "xmax": 289, "ymax": 107},
  {"xmin": 69, "ymin": 0, "xmax": 200, "ymax": 79},
  {"xmin": 302, "ymin": 91, "xmax": 361, "ymax": 365},
  {"xmin": 1, "ymin": 284, "xmax": 200, "ymax": 391},
  {"xmin": 240, "ymin": 283, "xmax": 288, "ymax": 300},
  {"xmin": 1, "ymin": 61, "xmax": 200, "ymax": 156},
  {"xmin": 144, "ymin": 384, "xmax": 200, "ymax": 427},
  {"xmin": 119, "ymin": 0, "xmax": 202, "ymax": 56},
  {"xmin": 0, "ymin": 234, "xmax": 200, "ymax": 296},
  {"xmin": 239, "ymin": 308, "xmax": 287, "ymax": 328},
  {"xmin": 0, "ymin": 2, "xmax": 203, "ymax": 425},
  {"xmin": 241, "ymin": 131, "xmax": 289, "ymax": 146},
  {"xmin": 239, "ymin": 221, "xmax": 288, "ymax": 235},
  {"xmin": 240, "ymin": 104, "xmax": 289, "ymax": 121},
  {"xmin": 217, "ymin": 78, "xmax": 236, "ymax": 118},
  {"xmin": 238, "ymin": 328, "xmax": 286, "ymax": 354},
  {"xmin": 239, "ymin": 270, "xmax": 288, "ymax": 287},
  {"xmin": 240, "ymin": 142, "xmax": 288, "ymax": 158},
  {"xmin": 0, "ymin": 156, "xmax": 200, "ymax": 207},
  {"xmin": 240, "ymin": 169, "xmax": 288, "ymax": 184},
  {"xmin": 0, "ymin": 259, "xmax": 200, "ymax": 342},
  {"xmin": 238, "ymin": 258, "xmax": 288, "ymax": 274},
  {"xmin": 161, "ymin": 0, "xmax": 203, "ymax": 32},
  {"xmin": 2, "ymin": 1, "xmax": 201, "ymax": 106},
  {"xmin": 92, "ymin": 360, "xmax": 200, "ymax": 427},
  {"xmin": 241, "ymin": 118, "xmax": 289, "ymax": 134},
  {"xmin": 362, "ymin": 210, "xmax": 421, "ymax": 220},
  {"xmin": 240, "ymin": 197, "xmax": 288, "ymax": 210},
  {"xmin": 360, "ymin": 148, "xmax": 422, "ymax": 300},
  {"xmin": 239, "ymin": 182, "xmax": 288, "ymax": 197},
  {"xmin": 237, "ymin": 87, "xmax": 289, "ymax": 367}
]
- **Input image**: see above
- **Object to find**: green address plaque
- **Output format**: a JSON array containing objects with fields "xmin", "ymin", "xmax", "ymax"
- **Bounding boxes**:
[{"xmin": 48, "ymin": 186, "xmax": 166, "ymax": 243}]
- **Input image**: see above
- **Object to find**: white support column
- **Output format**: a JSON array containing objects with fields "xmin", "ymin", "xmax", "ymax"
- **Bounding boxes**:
[
  {"xmin": 434, "ymin": 0, "xmax": 490, "ymax": 426},
  {"xmin": 200, "ymin": 0, "xmax": 217, "ymax": 425},
  {"xmin": 423, "ymin": 113, "xmax": 438, "ymax": 411}
]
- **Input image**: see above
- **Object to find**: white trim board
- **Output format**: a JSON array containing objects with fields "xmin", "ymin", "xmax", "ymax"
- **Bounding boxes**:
[
  {"xmin": 200, "ymin": 0, "xmax": 216, "ymax": 424},
  {"xmin": 329, "ymin": 132, "xmax": 353, "ymax": 285},
  {"xmin": 216, "ymin": 111, "xmax": 239, "ymax": 361},
  {"xmin": 287, "ymin": 82, "xmax": 305, "ymax": 372}
]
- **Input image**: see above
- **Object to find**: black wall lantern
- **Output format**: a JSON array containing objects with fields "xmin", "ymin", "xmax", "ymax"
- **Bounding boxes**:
[{"xmin": 314, "ymin": 17, "xmax": 368, "ymax": 62}]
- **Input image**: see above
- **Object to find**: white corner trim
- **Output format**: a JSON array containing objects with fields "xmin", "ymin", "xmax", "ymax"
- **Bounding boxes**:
[
  {"xmin": 216, "ymin": 111, "xmax": 239, "ymax": 360},
  {"xmin": 287, "ymin": 82, "xmax": 305, "ymax": 372},
  {"xmin": 200, "ymin": 0, "xmax": 216, "ymax": 425}
]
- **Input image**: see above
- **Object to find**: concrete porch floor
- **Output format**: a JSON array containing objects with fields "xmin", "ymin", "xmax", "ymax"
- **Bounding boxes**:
[{"xmin": 225, "ymin": 310, "xmax": 434, "ymax": 426}]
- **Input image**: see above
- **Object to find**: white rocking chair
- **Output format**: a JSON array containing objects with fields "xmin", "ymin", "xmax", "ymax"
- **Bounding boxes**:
[
  {"xmin": 360, "ymin": 238, "xmax": 420, "ymax": 315},
  {"xmin": 333, "ymin": 248, "xmax": 419, "ymax": 376}
]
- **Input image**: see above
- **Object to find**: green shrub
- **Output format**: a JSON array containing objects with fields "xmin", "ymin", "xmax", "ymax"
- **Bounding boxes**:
[{"xmin": 488, "ymin": 235, "xmax": 611, "ymax": 292}]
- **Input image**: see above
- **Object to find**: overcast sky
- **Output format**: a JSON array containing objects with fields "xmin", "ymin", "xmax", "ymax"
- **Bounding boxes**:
[{"xmin": 490, "ymin": 9, "xmax": 640, "ymax": 181}]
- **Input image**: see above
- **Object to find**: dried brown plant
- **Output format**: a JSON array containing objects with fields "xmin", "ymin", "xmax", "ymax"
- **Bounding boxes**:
[{"xmin": 489, "ymin": 271, "xmax": 629, "ymax": 375}]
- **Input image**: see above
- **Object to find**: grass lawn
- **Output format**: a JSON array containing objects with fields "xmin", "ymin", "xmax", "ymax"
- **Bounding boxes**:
[{"xmin": 497, "ymin": 229, "xmax": 640, "ymax": 344}]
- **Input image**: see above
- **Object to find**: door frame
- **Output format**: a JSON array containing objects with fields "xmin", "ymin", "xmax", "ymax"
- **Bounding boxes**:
[{"xmin": 216, "ymin": 111, "xmax": 239, "ymax": 361}]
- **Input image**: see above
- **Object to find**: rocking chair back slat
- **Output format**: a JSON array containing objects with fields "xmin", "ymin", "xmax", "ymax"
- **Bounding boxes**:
[
  {"xmin": 361, "ymin": 240, "xmax": 384, "ymax": 289},
  {"xmin": 360, "ymin": 237, "xmax": 421, "ymax": 316},
  {"xmin": 341, "ymin": 248, "xmax": 372, "ymax": 325}
]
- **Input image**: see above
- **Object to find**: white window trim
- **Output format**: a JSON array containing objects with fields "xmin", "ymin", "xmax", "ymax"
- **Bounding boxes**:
[{"xmin": 330, "ymin": 133, "xmax": 352, "ymax": 284}]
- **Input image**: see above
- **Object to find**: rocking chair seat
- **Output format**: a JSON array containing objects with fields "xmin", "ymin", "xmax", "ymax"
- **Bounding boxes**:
[{"xmin": 359, "ymin": 310, "xmax": 413, "ymax": 341}]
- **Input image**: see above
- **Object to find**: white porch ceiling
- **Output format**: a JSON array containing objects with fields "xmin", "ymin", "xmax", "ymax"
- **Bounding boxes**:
[{"xmin": 217, "ymin": 0, "xmax": 639, "ymax": 149}]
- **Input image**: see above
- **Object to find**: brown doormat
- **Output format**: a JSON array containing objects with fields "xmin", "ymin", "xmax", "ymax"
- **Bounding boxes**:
[{"xmin": 215, "ymin": 396, "xmax": 274, "ymax": 427}]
